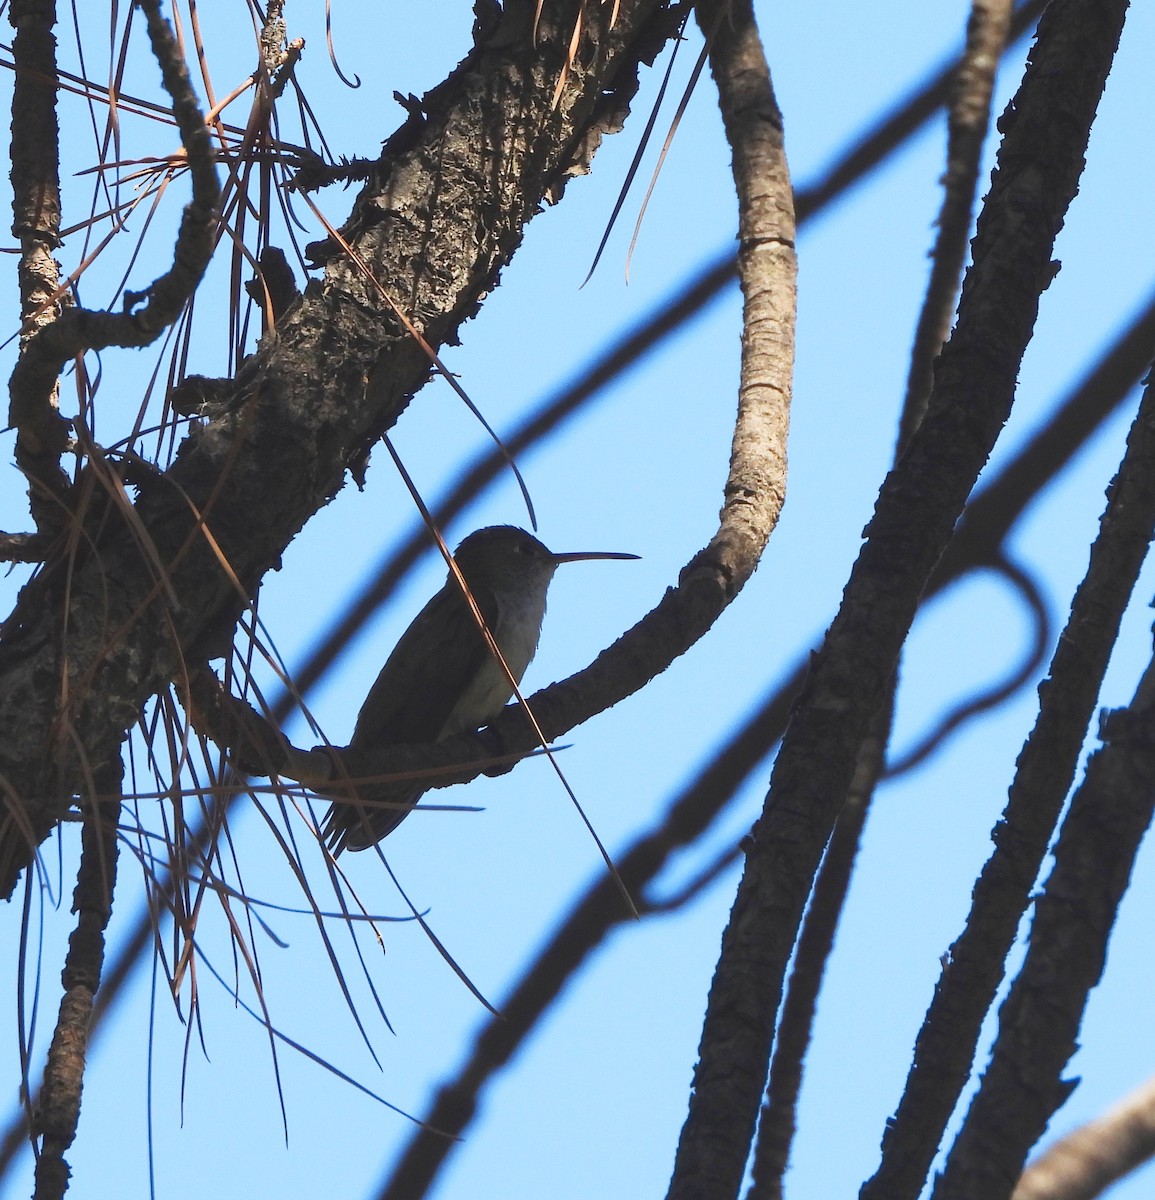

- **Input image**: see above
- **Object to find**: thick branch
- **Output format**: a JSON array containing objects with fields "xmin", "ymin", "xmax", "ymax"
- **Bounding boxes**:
[
  {"xmin": 865, "ymin": 322, "xmax": 1155, "ymax": 1200},
  {"xmin": 747, "ymin": 5, "xmax": 1017, "ymax": 1184},
  {"xmin": 0, "ymin": 1, "xmax": 673, "ymax": 895},
  {"xmin": 666, "ymin": 2, "xmax": 1129, "ymax": 1197}
]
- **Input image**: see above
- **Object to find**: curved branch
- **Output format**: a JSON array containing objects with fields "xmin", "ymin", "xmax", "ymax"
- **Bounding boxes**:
[
  {"xmin": 8, "ymin": 0, "xmax": 220, "ymax": 492},
  {"xmin": 374, "ymin": 0, "xmax": 798, "ymax": 781},
  {"xmin": 0, "ymin": 0, "xmax": 677, "ymax": 895},
  {"xmin": 886, "ymin": 554, "xmax": 1052, "ymax": 778},
  {"xmin": 8, "ymin": 0, "xmax": 69, "ymax": 527}
]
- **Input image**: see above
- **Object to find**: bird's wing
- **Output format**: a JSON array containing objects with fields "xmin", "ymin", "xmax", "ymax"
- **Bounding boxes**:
[
  {"xmin": 349, "ymin": 583, "xmax": 495, "ymax": 749},
  {"xmin": 326, "ymin": 582, "xmax": 499, "ymax": 853}
]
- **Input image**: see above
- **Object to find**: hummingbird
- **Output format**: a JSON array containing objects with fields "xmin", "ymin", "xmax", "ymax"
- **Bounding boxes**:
[{"xmin": 321, "ymin": 525, "xmax": 639, "ymax": 853}]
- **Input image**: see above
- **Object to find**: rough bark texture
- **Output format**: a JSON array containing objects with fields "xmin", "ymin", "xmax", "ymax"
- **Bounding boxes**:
[
  {"xmin": 666, "ymin": 0, "xmax": 1128, "ymax": 1196},
  {"xmin": 7, "ymin": 0, "xmax": 69, "ymax": 527},
  {"xmin": 31, "ymin": 765, "xmax": 121, "ymax": 1200},
  {"xmin": 866, "ymin": 342, "xmax": 1155, "ymax": 1200},
  {"xmin": 898, "ymin": 0, "xmax": 1014, "ymax": 446},
  {"xmin": 0, "ymin": 0, "xmax": 674, "ymax": 896},
  {"xmin": 933, "ymin": 649, "xmax": 1155, "ymax": 1200}
]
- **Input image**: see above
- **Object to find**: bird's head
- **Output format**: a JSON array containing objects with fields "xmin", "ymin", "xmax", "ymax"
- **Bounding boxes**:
[{"xmin": 451, "ymin": 525, "xmax": 639, "ymax": 597}]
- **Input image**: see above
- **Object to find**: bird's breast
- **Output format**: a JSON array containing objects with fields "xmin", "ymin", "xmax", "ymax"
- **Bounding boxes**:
[{"xmin": 440, "ymin": 585, "xmax": 548, "ymax": 737}]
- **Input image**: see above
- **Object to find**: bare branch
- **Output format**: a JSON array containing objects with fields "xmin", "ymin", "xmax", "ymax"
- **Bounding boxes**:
[
  {"xmin": 640, "ymin": 842, "xmax": 743, "ymax": 915},
  {"xmin": 0, "ymin": 0, "xmax": 676, "ymax": 894},
  {"xmin": 1013, "ymin": 1074, "xmax": 1155, "ymax": 1200},
  {"xmin": 7, "ymin": 0, "xmax": 220, "ymax": 538},
  {"xmin": 29, "ymin": 762, "xmax": 122, "ymax": 1200},
  {"xmin": 0, "ymin": 531, "xmax": 51, "ymax": 563},
  {"xmin": 933, "ymin": 645, "xmax": 1155, "ymax": 1198},
  {"xmin": 668, "ymin": 0, "xmax": 1129, "ymax": 1195},
  {"xmin": 747, "ymin": 696, "xmax": 891, "ymax": 1200},
  {"xmin": 898, "ymin": 0, "xmax": 1015, "ymax": 447},
  {"xmin": 746, "ymin": 4, "xmax": 1020, "ymax": 1180},
  {"xmin": 8, "ymin": 0, "xmax": 69, "ymax": 528},
  {"xmin": 866, "ymin": 314, "xmax": 1155, "ymax": 1200}
]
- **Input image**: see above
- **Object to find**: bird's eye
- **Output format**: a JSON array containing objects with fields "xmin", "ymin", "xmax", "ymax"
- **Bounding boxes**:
[{"xmin": 518, "ymin": 541, "xmax": 534, "ymax": 555}]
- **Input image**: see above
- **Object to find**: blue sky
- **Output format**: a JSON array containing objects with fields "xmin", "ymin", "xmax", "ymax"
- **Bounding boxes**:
[{"xmin": 3, "ymin": 2, "xmax": 1155, "ymax": 1198}]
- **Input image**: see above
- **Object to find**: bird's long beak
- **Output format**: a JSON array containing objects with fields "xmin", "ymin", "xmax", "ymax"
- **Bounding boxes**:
[{"xmin": 551, "ymin": 550, "xmax": 641, "ymax": 564}]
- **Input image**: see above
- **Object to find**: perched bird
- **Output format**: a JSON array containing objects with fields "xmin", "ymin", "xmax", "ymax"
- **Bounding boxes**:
[{"xmin": 321, "ymin": 525, "xmax": 638, "ymax": 852}]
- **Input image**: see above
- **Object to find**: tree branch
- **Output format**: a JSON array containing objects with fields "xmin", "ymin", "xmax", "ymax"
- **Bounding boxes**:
[
  {"xmin": 933, "ymin": 641, "xmax": 1155, "ymax": 1200},
  {"xmin": 8, "ymin": 0, "xmax": 69, "ymax": 529},
  {"xmin": 0, "ymin": 0, "xmax": 676, "ymax": 895},
  {"xmin": 667, "ymin": 1, "xmax": 1129, "ymax": 1195},
  {"xmin": 29, "ymin": 762, "xmax": 122, "ymax": 1200},
  {"xmin": 8, "ymin": 0, "xmax": 220, "ymax": 537},
  {"xmin": 1012, "ymin": 1074, "xmax": 1155, "ymax": 1200},
  {"xmin": 866, "ymin": 305, "xmax": 1155, "ymax": 1200},
  {"xmin": 747, "ymin": 695, "xmax": 891, "ymax": 1200},
  {"xmin": 898, "ymin": 0, "xmax": 1015, "ymax": 447}
]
